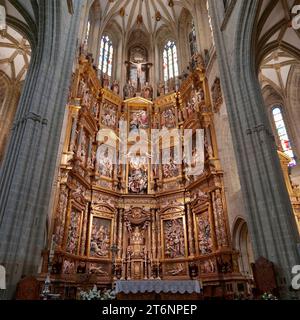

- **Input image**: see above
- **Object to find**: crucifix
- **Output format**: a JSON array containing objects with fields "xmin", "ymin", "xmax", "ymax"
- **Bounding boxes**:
[{"xmin": 125, "ymin": 60, "xmax": 153, "ymax": 93}]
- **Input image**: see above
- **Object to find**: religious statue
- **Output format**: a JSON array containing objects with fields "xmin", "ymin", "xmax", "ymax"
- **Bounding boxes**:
[
  {"xmin": 130, "ymin": 110, "xmax": 149, "ymax": 131},
  {"xmin": 158, "ymin": 81, "xmax": 165, "ymax": 97},
  {"xmin": 128, "ymin": 168, "xmax": 148, "ymax": 193},
  {"xmin": 111, "ymin": 80, "xmax": 120, "ymax": 95},
  {"xmin": 90, "ymin": 219, "xmax": 111, "ymax": 258},
  {"xmin": 98, "ymin": 147, "xmax": 113, "ymax": 178},
  {"xmin": 123, "ymin": 80, "xmax": 135, "ymax": 99},
  {"xmin": 164, "ymin": 218, "xmax": 185, "ymax": 259},
  {"xmin": 125, "ymin": 59, "xmax": 153, "ymax": 93},
  {"xmin": 130, "ymin": 226, "xmax": 145, "ymax": 258},
  {"xmin": 188, "ymin": 89, "xmax": 199, "ymax": 116},
  {"xmin": 163, "ymin": 156, "xmax": 179, "ymax": 179},
  {"xmin": 196, "ymin": 88, "xmax": 205, "ymax": 104},
  {"xmin": 101, "ymin": 102, "xmax": 117, "ymax": 128},
  {"xmin": 78, "ymin": 78, "xmax": 87, "ymax": 98},
  {"xmin": 166, "ymin": 263, "xmax": 185, "ymax": 276},
  {"xmin": 66, "ymin": 210, "xmax": 81, "ymax": 255},
  {"xmin": 102, "ymin": 74, "xmax": 110, "ymax": 89},
  {"xmin": 161, "ymin": 107, "xmax": 176, "ymax": 128},
  {"xmin": 197, "ymin": 213, "xmax": 213, "ymax": 255},
  {"xmin": 128, "ymin": 156, "xmax": 148, "ymax": 193},
  {"xmin": 142, "ymin": 82, "xmax": 153, "ymax": 100},
  {"xmin": 82, "ymin": 87, "xmax": 91, "ymax": 106},
  {"xmin": 131, "ymin": 226, "xmax": 144, "ymax": 245},
  {"xmin": 89, "ymin": 263, "xmax": 108, "ymax": 275}
]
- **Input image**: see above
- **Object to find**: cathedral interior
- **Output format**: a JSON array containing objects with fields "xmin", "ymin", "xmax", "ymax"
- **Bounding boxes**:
[{"xmin": 0, "ymin": 0, "xmax": 300, "ymax": 300}]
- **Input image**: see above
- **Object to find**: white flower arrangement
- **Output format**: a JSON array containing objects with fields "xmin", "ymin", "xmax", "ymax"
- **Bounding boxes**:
[
  {"xmin": 79, "ymin": 285, "xmax": 116, "ymax": 300},
  {"xmin": 261, "ymin": 292, "xmax": 278, "ymax": 300}
]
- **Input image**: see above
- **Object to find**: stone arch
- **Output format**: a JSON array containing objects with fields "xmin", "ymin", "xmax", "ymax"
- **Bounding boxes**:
[
  {"xmin": 155, "ymin": 25, "xmax": 177, "ymax": 87},
  {"xmin": 0, "ymin": 71, "xmax": 10, "ymax": 109},
  {"xmin": 4, "ymin": 0, "xmax": 37, "ymax": 48},
  {"xmin": 0, "ymin": 22, "xmax": 31, "ymax": 163},
  {"xmin": 100, "ymin": 22, "xmax": 123, "ymax": 82},
  {"xmin": 178, "ymin": 8, "xmax": 194, "ymax": 71},
  {"xmin": 85, "ymin": 0, "xmax": 101, "ymax": 58},
  {"xmin": 210, "ymin": 0, "xmax": 300, "ymax": 298},
  {"xmin": 287, "ymin": 65, "xmax": 300, "ymax": 164},
  {"xmin": 261, "ymin": 84, "xmax": 299, "ymax": 165},
  {"xmin": 0, "ymin": 71, "xmax": 13, "ymax": 162},
  {"xmin": 232, "ymin": 218, "xmax": 254, "ymax": 277}
]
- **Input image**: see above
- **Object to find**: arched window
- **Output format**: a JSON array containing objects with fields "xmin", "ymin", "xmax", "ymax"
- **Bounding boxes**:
[
  {"xmin": 189, "ymin": 21, "xmax": 198, "ymax": 58},
  {"xmin": 206, "ymin": 1, "xmax": 215, "ymax": 45},
  {"xmin": 84, "ymin": 20, "xmax": 91, "ymax": 44},
  {"xmin": 99, "ymin": 35, "xmax": 114, "ymax": 77},
  {"xmin": 272, "ymin": 107, "xmax": 296, "ymax": 167},
  {"xmin": 163, "ymin": 41, "xmax": 179, "ymax": 82}
]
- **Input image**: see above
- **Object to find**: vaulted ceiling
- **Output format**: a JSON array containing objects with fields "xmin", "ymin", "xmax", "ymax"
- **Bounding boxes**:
[
  {"xmin": 0, "ymin": 1, "xmax": 32, "ymax": 83},
  {"xmin": 97, "ymin": 0, "xmax": 195, "ymax": 35},
  {"xmin": 0, "ymin": 26, "xmax": 31, "ymax": 82},
  {"xmin": 257, "ymin": 0, "xmax": 300, "ymax": 95},
  {"xmin": 256, "ymin": 0, "xmax": 300, "ymax": 64},
  {"xmin": 259, "ymin": 50, "xmax": 298, "ymax": 95}
]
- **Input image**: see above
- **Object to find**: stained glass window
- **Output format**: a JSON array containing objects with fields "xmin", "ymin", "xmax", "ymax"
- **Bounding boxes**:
[
  {"xmin": 99, "ymin": 35, "xmax": 113, "ymax": 77},
  {"xmin": 272, "ymin": 107, "xmax": 296, "ymax": 167},
  {"xmin": 206, "ymin": 1, "xmax": 215, "ymax": 45},
  {"xmin": 189, "ymin": 21, "xmax": 198, "ymax": 57},
  {"xmin": 85, "ymin": 20, "xmax": 90, "ymax": 44},
  {"xmin": 163, "ymin": 41, "xmax": 179, "ymax": 82}
]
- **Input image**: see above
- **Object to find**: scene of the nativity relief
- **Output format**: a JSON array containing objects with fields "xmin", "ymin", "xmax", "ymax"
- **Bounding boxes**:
[{"xmin": 0, "ymin": 0, "xmax": 300, "ymax": 300}]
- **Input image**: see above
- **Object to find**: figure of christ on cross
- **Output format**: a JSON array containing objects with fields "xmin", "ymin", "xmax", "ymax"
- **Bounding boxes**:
[{"xmin": 125, "ymin": 60, "xmax": 153, "ymax": 93}]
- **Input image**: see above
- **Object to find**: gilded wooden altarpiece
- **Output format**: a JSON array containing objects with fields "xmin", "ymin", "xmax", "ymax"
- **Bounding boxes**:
[{"xmin": 38, "ymin": 54, "xmax": 248, "ymax": 299}]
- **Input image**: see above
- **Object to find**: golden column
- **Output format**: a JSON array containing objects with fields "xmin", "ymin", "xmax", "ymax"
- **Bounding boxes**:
[
  {"xmin": 151, "ymin": 208, "xmax": 157, "ymax": 260},
  {"xmin": 117, "ymin": 207, "xmax": 124, "ymax": 260},
  {"xmin": 185, "ymin": 193, "xmax": 195, "ymax": 256}
]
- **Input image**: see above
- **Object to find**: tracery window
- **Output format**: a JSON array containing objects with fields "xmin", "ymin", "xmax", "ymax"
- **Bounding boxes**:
[
  {"xmin": 84, "ymin": 20, "xmax": 90, "ymax": 44},
  {"xmin": 189, "ymin": 21, "xmax": 198, "ymax": 58},
  {"xmin": 206, "ymin": 1, "xmax": 215, "ymax": 45},
  {"xmin": 99, "ymin": 35, "xmax": 114, "ymax": 77},
  {"xmin": 272, "ymin": 107, "xmax": 296, "ymax": 167},
  {"xmin": 163, "ymin": 41, "xmax": 179, "ymax": 82}
]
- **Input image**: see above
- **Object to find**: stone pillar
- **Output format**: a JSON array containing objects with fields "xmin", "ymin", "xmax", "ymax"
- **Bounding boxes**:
[
  {"xmin": 210, "ymin": 0, "xmax": 300, "ymax": 298},
  {"xmin": 0, "ymin": 1, "xmax": 83, "ymax": 299}
]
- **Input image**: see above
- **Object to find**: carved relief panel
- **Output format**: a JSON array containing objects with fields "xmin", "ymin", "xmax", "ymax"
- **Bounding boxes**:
[
  {"xmin": 89, "ymin": 216, "xmax": 112, "ymax": 259},
  {"xmin": 66, "ymin": 207, "xmax": 83, "ymax": 255},
  {"xmin": 162, "ymin": 216, "xmax": 187, "ymax": 260},
  {"xmin": 195, "ymin": 211, "xmax": 213, "ymax": 255}
]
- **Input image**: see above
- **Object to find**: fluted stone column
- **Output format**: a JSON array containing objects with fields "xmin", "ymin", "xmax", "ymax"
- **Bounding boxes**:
[
  {"xmin": 210, "ymin": 0, "xmax": 300, "ymax": 298},
  {"xmin": 0, "ymin": 1, "xmax": 83, "ymax": 299}
]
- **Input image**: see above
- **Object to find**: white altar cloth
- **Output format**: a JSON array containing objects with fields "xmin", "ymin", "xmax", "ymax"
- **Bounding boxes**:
[{"xmin": 115, "ymin": 280, "xmax": 201, "ymax": 294}]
